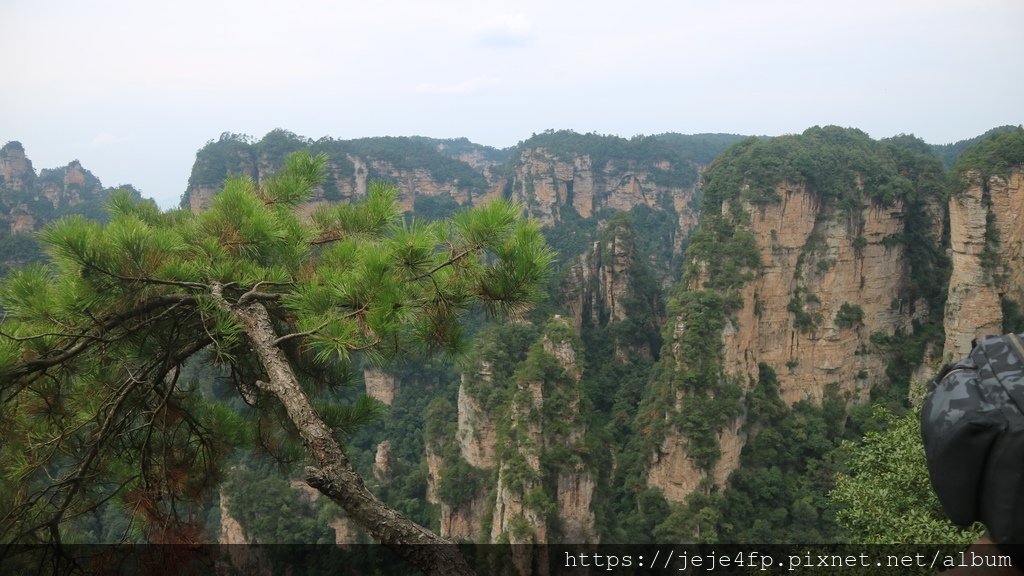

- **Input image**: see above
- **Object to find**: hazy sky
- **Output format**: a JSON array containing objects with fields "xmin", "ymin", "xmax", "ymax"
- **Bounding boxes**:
[{"xmin": 2, "ymin": 0, "xmax": 1021, "ymax": 208}]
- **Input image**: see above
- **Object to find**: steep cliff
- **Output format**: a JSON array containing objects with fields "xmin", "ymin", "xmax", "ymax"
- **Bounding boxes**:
[
  {"xmin": 561, "ymin": 216, "xmax": 664, "ymax": 359},
  {"xmin": 641, "ymin": 127, "xmax": 950, "ymax": 512},
  {"xmin": 217, "ymin": 491, "xmax": 250, "ymax": 545},
  {"xmin": 490, "ymin": 318, "xmax": 595, "ymax": 544},
  {"xmin": 503, "ymin": 132, "xmax": 743, "ymax": 271},
  {"xmin": 0, "ymin": 142, "xmax": 111, "ymax": 232},
  {"xmin": 0, "ymin": 142, "xmax": 36, "ymax": 196},
  {"xmin": 943, "ymin": 129, "xmax": 1024, "ymax": 360},
  {"xmin": 184, "ymin": 131, "xmax": 743, "ymax": 284},
  {"xmin": 426, "ymin": 318, "xmax": 599, "ymax": 548},
  {"xmin": 363, "ymin": 367, "xmax": 398, "ymax": 405}
]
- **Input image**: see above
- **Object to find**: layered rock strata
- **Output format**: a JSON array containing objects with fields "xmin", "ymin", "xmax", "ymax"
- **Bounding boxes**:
[
  {"xmin": 428, "ymin": 320, "xmax": 597, "ymax": 549},
  {"xmin": 651, "ymin": 180, "xmax": 939, "ymax": 502},
  {"xmin": 943, "ymin": 169, "xmax": 1024, "ymax": 360}
]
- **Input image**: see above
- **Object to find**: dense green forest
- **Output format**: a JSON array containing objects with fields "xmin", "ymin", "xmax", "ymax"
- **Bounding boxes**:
[{"xmin": 1, "ymin": 126, "xmax": 1022, "ymax": 560}]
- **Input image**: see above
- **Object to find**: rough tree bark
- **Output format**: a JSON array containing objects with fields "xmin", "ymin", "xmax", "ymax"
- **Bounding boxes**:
[{"xmin": 212, "ymin": 284, "xmax": 474, "ymax": 576}]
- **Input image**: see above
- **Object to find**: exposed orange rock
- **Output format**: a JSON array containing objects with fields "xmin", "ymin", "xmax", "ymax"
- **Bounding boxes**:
[
  {"xmin": 0, "ymin": 142, "xmax": 35, "ymax": 193},
  {"xmin": 217, "ymin": 491, "xmax": 250, "ymax": 545},
  {"xmin": 457, "ymin": 367, "xmax": 497, "ymax": 468},
  {"xmin": 373, "ymin": 440, "xmax": 393, "ymax": 484},
  {"xmin": 652, "ymin": 181, "xmax": 937, "ymax": 502},
  {"xmin": 507, "ymin": 148, "xmax": 699, "ymax": 239},
  {"xmin": 363, "ymin": 367, "xmax": 397, "ymax": 406},
  {"xmin": 943, "ymin": 169, "xmax": 1024, "ymax": 360}
]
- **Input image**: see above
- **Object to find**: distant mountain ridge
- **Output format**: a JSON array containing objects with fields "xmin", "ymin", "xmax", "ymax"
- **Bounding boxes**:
[
  {"xmin": 0, "ymin": 141, "xmax": 142, "ymax": 273},
  {"xmin": 183, "ymin": 129, "xmax": 748, "ymax": 286}
]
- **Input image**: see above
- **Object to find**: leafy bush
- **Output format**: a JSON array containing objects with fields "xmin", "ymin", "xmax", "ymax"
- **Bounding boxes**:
[
  {"xmin": 831, "ymin": 407, "xmax": 982, "ymax": 544},
  {"xmin": 835, "ymin": 303, "xmax": 865, "ymax": 328}
]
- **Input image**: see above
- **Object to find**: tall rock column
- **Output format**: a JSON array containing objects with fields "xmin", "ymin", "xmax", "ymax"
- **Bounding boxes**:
[{"xmin": 943, "ymin": 169, "xmax": 1024, "ymax": 360}]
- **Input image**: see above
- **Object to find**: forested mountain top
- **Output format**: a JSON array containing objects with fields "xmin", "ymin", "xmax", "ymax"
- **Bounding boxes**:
[
  {"xmin": 949, "ymin": 126, "xmax": 1024, "ymax": 181},
  {"xmin": 931, "ymin": 124, "xmax": 1023, "ymax": 169},
  {"xmin": 699, "ymin": 126, "xmax": 947, "ymax": 209},
  {"xmin": 184, "ymin": 130, "xmax": 496, "ymax": 206},
  {"xmin": 180, "ymin": 129, "xmax": 751, "ymax": 285},
  {"xmin": 184, "ymin": 127, "xmax": 1014, "ymax": 218},
  {"xmin": 183, "ymin": 129, "xmax": 750, "ymax": 208},
  {"xmin": 511, "ymin": 130, "xmax": 746, "ymax": 167}
]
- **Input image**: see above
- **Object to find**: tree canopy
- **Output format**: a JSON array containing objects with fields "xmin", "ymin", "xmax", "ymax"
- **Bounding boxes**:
[
  {"xmin": 0, "ymin": 151, "xmax": 553, "ymax": 575},
  {"xmin": 830, "ymin": 406, "xmax": 982, "ymax": 544}
]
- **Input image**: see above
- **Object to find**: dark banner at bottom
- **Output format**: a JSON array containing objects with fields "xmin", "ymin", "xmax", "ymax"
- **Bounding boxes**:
[{"xmin": 0, "ymin": 543, "xmax": 1019, "ymax": 575}]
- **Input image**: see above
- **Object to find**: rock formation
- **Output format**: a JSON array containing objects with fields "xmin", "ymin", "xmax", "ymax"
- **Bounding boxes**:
[
  {"xmin": 944, "ymin": 169, "xmax": 1024, "ymax": 360},
  {"xmin": 363, "ymin": 367, "xmax": 398, "ymax": 406},
  {"xmin": 562, "ymin": 218, "xmax": 663, "ymax": 358},
  {"xmin": 645, "ymin": 128, "xmax": 950, "ymax": 505},
  {"xmin": 456, "ymin": 364, "xmax": 498, "ymax": 469},
  {"xmin": 217, "ymin": 491, "xmax": 250, "ymax": 545},
  {"xmin": 184, "ymin": 132, "xmax": 498, "ymax": 213},
  {"xmin": 428, "ymin": 318, "xmax": 597, "ymax": 550},
  {"xmin": 503, "ymin": 146, "xmax": 701, "ymax": 249},
  {"xmin": 373, "ymin": 441, "xmax": 394, "ymax": 484},
  {"xmin": 717, "ymin": 187, "xmax": 916, "ymax": 404},
  {"xmin": 0, "ymin": 142, "xmax": 137, "ymax": 273},
  {"xmin": 564, "ymin": 232, "xmax": 634, "ymax": 329},
  {"xmin": 0, "ymin": 141, "xmax": 36, "ymax": 195},
  {"xmin": 0, "ymin": 142, "xmax": 111, "ymax": 234}
]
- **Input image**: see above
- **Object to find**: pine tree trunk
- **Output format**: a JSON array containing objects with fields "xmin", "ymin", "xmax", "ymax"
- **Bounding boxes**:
[{"xmin": 215, "ymin": 290, "xmax": 474, "ymax": 576}]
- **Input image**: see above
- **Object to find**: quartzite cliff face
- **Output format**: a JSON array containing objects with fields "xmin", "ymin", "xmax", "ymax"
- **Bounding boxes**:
[
  {"xmin": 944, "ymin": 168, "xmax": 1024, "ymax": 360},
  {"xmin": 562, "ymin": 219, "xmax": 664, "ymax": 358},
  {"xmin": 427, "ymin": 318, "xmax": 597, "ymax": 548},
  {"xmin": 0, "ymin": 141, "xmax": 110, "ymax": 234},
  {"xmin": 505, "ymin": 147, "xmax": 700, "ymax": 243},
  {"xmin": 182, "ymin": 131, "xmax": 728, "ymax": 275},
  {"xmin": 0, "ymin": 141, "xmax": 136, "ymax": 273},
  {"xmin": 717, "ymin": 187, "xmax": 929, "ymax": 404},
  {"xmin": 184, "ymin": 133, "xmax": 501, "ymax": 214},
  {"xmin": 644, "ymin": 128, "xmax": 951, "ymax": 504}
]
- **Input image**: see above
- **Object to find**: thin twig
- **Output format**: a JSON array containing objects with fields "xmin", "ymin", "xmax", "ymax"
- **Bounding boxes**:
[
  {"xmin": 273, "ymin": 320, "xmax": 330, "ymax": 346},
  {"xmin": 411, "ymin": 244, "xmax": 480, "ymax": 281}
]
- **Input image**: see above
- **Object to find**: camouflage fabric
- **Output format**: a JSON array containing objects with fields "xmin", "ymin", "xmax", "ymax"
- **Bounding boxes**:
[{"xmin": 922, "ymin": 334, "xmax": 1024, "ymax": 546}]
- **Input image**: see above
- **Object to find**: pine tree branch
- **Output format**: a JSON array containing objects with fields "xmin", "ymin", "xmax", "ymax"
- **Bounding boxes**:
[
  {"xmin": 310, "ymin": 231, "xmax": 347, "ymax": 246},
  {"xmin": 271, "ymin": 304, "xmax": 368, "ymax": 346},
  {"xmin": 0, "ymin": 336, "xmax": 213, "ymax": 545},
  {"xmin": 0, "ymin": 318, "xmax": 112, "ymax": 344},
  {"xmin": 208, "ymin": 285, "xmax": 472, "ymax": 575},
  {"xmin": 411, "ymin": 244, "xmax": 480, "ymax": 281},
  {"xmin": 3, "ymin": 295, "xmax": 197, "ymax": 380},
  {"xmin": 272, "ymin": 320, "xmax": 330, "ymax": 346},
  {"xmin": 81, "ymin": 260, "xmax": 207, "ymax": 290},
  {"xmin": 236, "ymin": 280, "xmax": 292, "ymax": 305}
]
